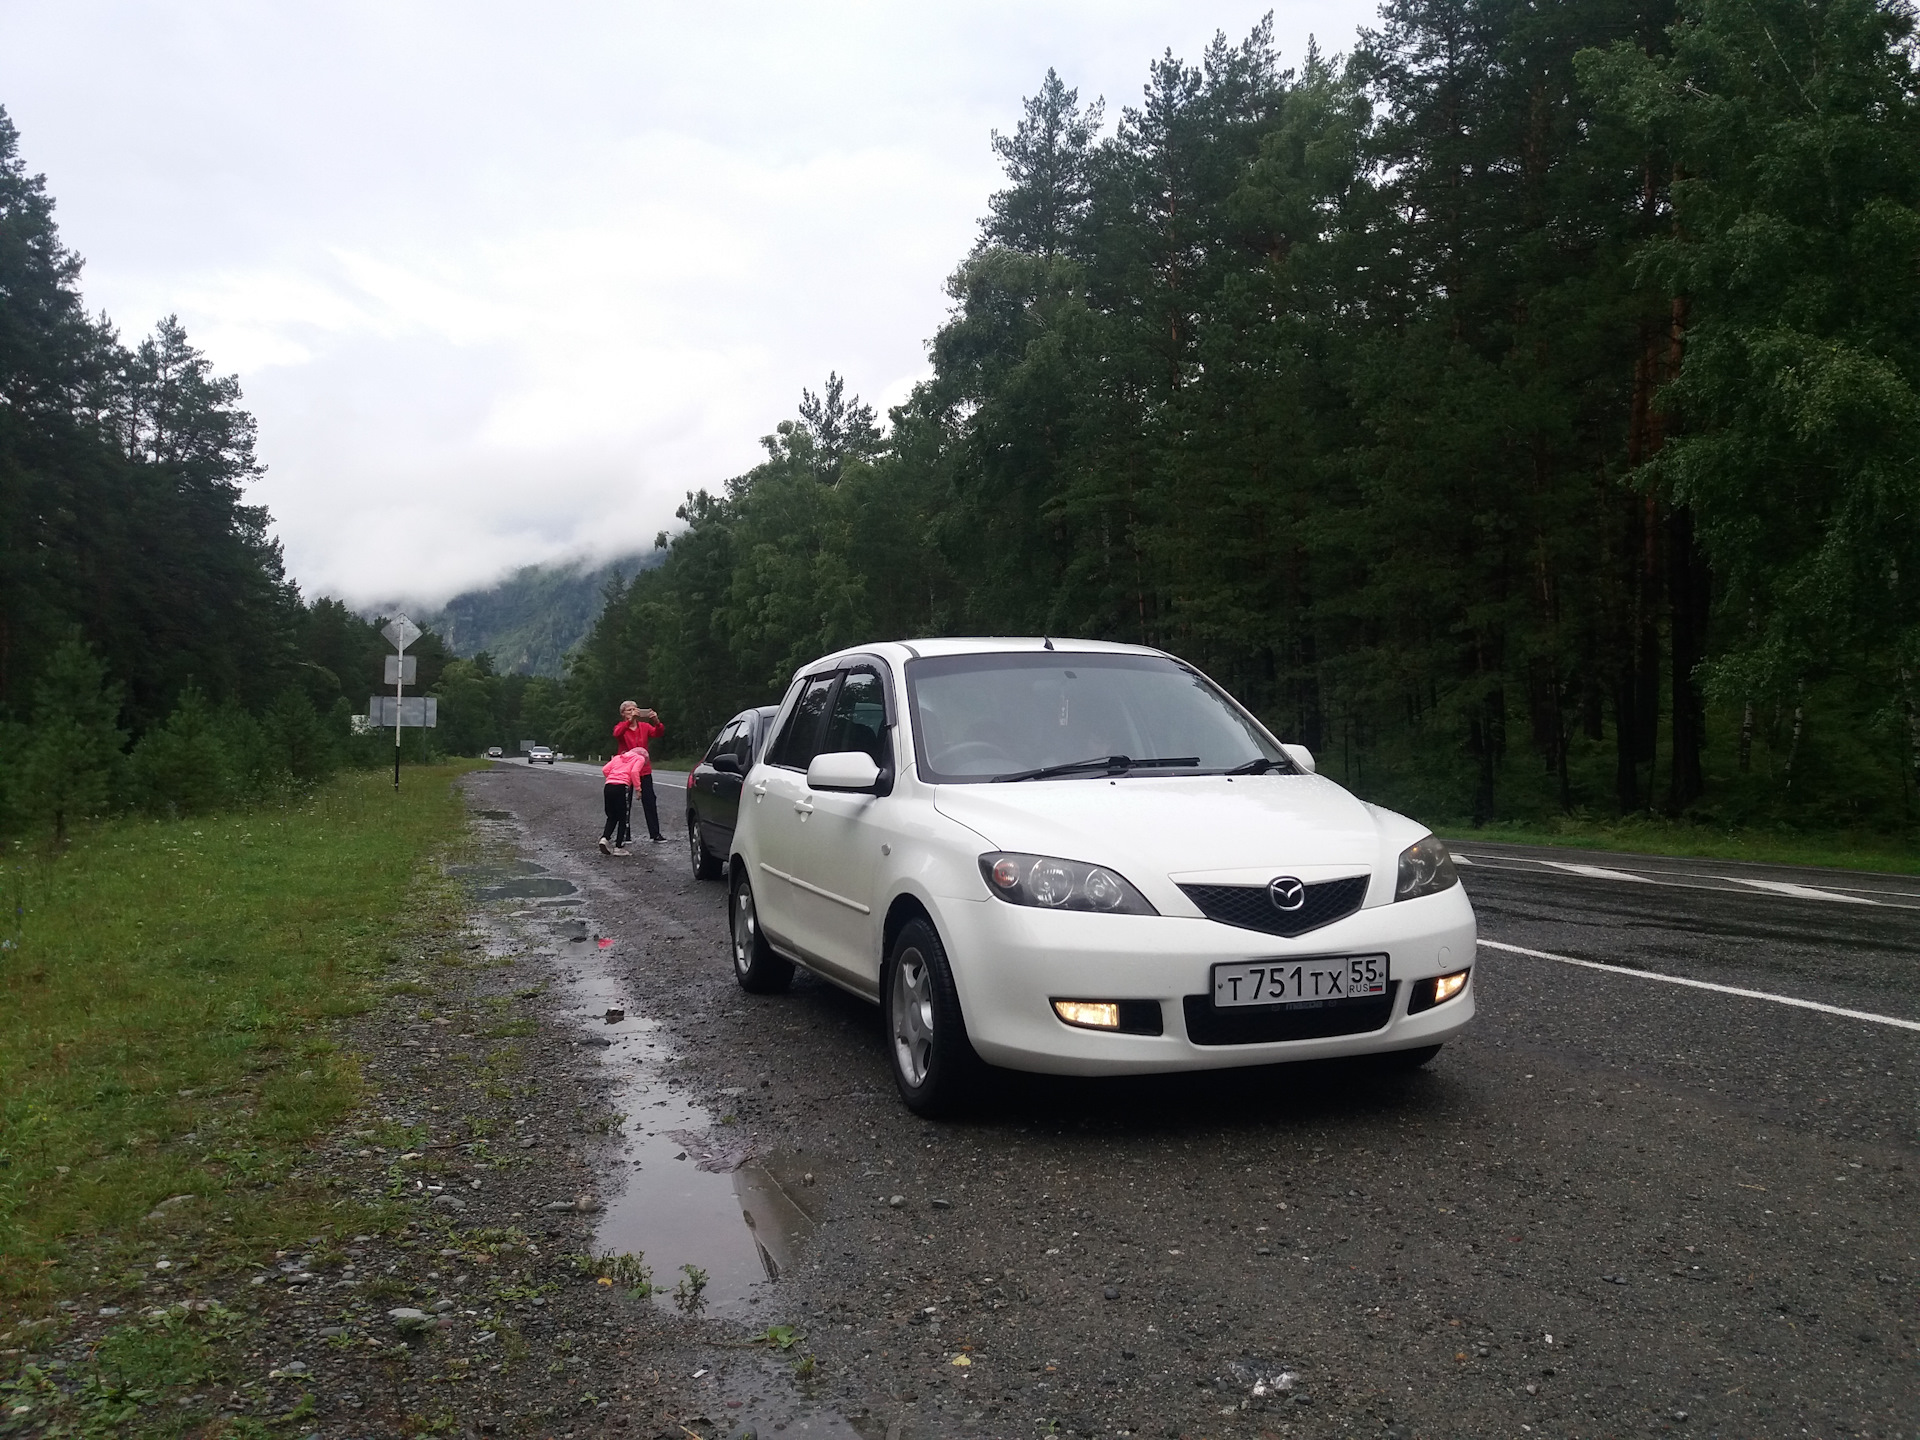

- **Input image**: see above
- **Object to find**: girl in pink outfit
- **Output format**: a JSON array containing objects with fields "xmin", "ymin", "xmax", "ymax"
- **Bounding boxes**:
[{"xmin": 599, "ymin": 749, "xmax": 647, "ymax": 855}]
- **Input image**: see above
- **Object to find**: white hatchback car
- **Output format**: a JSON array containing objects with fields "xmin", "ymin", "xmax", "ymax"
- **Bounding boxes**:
[{"xmin": 727, "ymin": 639, "xmax": 1476, "ymax": 1115}]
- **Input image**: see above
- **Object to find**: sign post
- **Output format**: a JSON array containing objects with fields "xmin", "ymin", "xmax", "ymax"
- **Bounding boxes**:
[{"xmin": 381, "ymin": 615, "xmax": 423, "ymax": 790}]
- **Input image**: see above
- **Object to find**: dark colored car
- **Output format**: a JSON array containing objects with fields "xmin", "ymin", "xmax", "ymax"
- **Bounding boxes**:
[{"xmin": 686, "ymin": 706, "xmax": 780, "ymax": 880}]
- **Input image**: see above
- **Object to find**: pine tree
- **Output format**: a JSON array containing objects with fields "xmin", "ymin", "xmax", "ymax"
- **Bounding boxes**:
[{"xmin": 19, "ymin": 639, "xmax": 125, "ymax": 844}]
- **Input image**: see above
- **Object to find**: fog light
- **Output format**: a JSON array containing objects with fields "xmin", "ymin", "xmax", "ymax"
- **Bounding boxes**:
[
  {"xmin": 1406, "ymin": 968, "xmax": 1471, "ymax": 1015},
  {"xmin": 1052, "ymin": 1000, "xmax": 1120, "ymax": 1030}
]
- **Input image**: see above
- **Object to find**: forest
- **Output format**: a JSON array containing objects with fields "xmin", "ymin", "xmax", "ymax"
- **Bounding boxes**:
[
  {"xmin": 0, "ymin": 93, "xmax": 585, "ymax": 839},
  {"xmin": 0, "ymin": 104, "xmax": 436, "ymax": 836},
  {"xmin": 4, "ymin": 0, "xmax": 1918, "ymax": 843},
  {"xmin": 560, "ymin": 0, "xmax": 1920, "ymax": 835}
]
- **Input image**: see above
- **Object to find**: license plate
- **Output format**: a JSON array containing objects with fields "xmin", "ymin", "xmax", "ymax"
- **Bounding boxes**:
[{"xmin": 1211, "ymin": 955, "xmax": 1388, "ymax": 1008}]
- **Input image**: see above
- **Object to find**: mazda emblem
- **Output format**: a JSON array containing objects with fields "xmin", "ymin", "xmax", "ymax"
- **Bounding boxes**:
[{"xmin": 1267, "ymin": 876, "xmax": 1307, "ymax": 912}]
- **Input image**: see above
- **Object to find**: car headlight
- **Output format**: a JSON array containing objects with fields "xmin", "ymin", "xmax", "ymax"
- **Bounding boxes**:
[
  {"xmin": 1395, "ymin": 835, "xmax": 1459, "ymax": 901},
  {"xmin": 978, "ymin": 853, "xmax": 1158, "ymax": 915}
]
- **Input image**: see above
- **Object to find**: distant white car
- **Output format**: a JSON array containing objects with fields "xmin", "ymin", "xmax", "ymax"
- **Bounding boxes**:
[
  {"xmin": 527, "ymin": 746, "xmax": 555, "ymax": 765},
  {"xmin": 727, "ymin": 638, "xmax": 1476, "ymax": 1116}
]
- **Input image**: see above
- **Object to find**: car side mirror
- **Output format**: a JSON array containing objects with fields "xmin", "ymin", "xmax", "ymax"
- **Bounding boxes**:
[
  {"xmin": 807, "ymin": 750, "xmax": 883, "ymax": 793},
  {"xmin": 1282, "ymin": 743, "xmax": 1316, "ymax": 774},
  {"xmin": 710, "ymin": 752, "xmax": 742, "ymax": 774}
]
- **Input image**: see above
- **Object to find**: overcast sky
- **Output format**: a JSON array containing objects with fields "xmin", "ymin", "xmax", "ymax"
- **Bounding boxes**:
[{"xmin": 2, "ymin": 0, "xmax": 1375, "ymax": 607}]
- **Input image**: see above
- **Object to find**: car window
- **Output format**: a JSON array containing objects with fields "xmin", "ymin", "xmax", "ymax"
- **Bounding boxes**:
[
  {"xmin": 905, "ymin": 652, "xmax": 1284, "ymax": 782},
  {"xmin": 731, "ymin": 719, "xmax": 755, "ymax": 767},
  {"xmin": 706, "ymin": 721, "xmax": 742, "ymax": 762},
  {"xmin": 819, "ymin": 668, "xmax": 889, "ymax": 766},
  {"xmin": 767, "ymin": 675, "xmax": 838, "ymax": 770}
]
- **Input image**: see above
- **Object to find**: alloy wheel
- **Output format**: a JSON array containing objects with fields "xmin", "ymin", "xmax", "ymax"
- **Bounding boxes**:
[
  {"xmin": 890, "ymin": 946, "xmax": 935, "ymax": 1088},
  {"xmin": 732, "ymin": 883, "xmax": 757, "ymax": 978}
]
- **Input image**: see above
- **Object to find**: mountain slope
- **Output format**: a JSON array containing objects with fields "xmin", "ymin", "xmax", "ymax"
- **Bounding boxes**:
[{"xmin": 414, "ymin": 553, "xmax": 661, "ymax": 676}]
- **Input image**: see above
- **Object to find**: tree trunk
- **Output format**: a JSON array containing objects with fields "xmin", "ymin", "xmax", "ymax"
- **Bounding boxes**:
[
  {"xmin": 1470, "ymin": 707, "xmax": 1497, "ymax": 827},
  {"xmin": 1783, "ymin": 685, "xmax": 1806, "ymax": 794},
  {"xmin": 1899, "ymin": 668, "xmax": 1920, "ymax": 817},
  {"xmin": 1739, "ymin": 701, "xmax": 1754, "ymax": 773},
  {"xmin": 1666, "ymin": 505, "xmax": 1707, "ymax": 813},
  {"xmin": 1613, "ymin": 672, "xmax": 1639, "ymax": 812},
  {"xmin": 1636, "ymin": 492, "xmax": 1662, "ymax": 807}
]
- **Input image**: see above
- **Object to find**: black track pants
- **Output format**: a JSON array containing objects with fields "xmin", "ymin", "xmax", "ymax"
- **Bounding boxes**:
[
  {"xmin": 603, "ymin": 783, "xmax": 632, "ymax": 844},
  {"xmin": 637, "ymin": 772, "xmax": 662, "ymax": 840}
]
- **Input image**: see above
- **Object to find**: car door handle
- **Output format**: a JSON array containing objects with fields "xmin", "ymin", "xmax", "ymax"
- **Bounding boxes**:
[
  {"xmin": 752, "ymin": 781, "xmax": 768, "ymax": 801},
  {"xmin": 794, "ymin": 799, "xmax": 814, "ymax": 816}
]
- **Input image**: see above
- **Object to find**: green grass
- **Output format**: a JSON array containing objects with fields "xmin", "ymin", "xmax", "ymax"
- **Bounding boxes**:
[
  {"xmin": 1440, "ymin": 816, "xmax": 1919, "ymax": 875},
  {"xmin": 0, "ymin": 764, "xmax": 478, "ymax": 1309}
]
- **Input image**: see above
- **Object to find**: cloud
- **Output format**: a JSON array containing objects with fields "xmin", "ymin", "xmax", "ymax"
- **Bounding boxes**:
[{"xmin": 3, "ymin": 0, "xmax": 1375, "ymax": 605}]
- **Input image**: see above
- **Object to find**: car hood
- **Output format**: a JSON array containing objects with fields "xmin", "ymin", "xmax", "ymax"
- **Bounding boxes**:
[{"xmin": 931, "ymin": 773, "xmax": 1410, "ymax": 900}]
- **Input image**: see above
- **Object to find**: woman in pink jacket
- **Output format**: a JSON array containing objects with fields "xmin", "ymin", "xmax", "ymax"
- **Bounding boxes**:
[{"xmin": 598, "ymin": 748, "xmax": 647, "ymax": 856}]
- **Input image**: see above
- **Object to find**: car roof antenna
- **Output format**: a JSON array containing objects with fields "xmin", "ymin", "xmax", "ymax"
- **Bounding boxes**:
[{"xmin": 1042, "ymin": 635, "xmax": 1054, "ymax": 650}]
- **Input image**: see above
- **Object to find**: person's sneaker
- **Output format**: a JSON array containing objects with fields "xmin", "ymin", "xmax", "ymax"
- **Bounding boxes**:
[
  {"xmin": 597, "ymin": 836, "xmax": 611, "ymax": 855},
  {"xmin": 611, "ymin": 847, "xmax": 632, "ymax": 857},
  {"xmin": 649, "ymin": 834, "xmax": 667, "ymax": 843}
]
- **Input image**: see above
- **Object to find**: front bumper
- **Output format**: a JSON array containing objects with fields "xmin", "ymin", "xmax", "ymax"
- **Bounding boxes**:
[{"xmin": 937, "ymin": 886, "xmax": 1476, "ymax": 1075}]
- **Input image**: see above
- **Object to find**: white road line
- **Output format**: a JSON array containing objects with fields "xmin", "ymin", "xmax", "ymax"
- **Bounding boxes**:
[
  {"xmin": 1457, "ymin": 854, "xmax": 1920, "ymax": 910},
  {"xmin": 1724, "ymin": 877, "xmax": 1880, "ymax": 905},
  {"xmin": 1542, "ymin": 861, "xmax": 1655, "ymax": 883},
  {"xmin": 1478, "ymin": 938, "xmax": 1920, "ymax": 1033}
]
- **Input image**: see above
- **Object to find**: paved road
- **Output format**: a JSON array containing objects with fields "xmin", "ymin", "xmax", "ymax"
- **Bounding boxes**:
[{"xmin": 475, "ymin": 761, "xmax": 1918, "ymax": 1440}]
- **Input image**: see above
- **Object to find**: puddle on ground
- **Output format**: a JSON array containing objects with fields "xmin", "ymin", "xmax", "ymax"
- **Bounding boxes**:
[
  {"xmin": 450, "ymin": 860, "xmax": 582, "ymax": 903},
  {"xmin": 554, "ymin": 961, "xmax": 822, "ymax": 1319},
  {"xmin": 481, "ymin": 876, "xmax": 580, "ymax": 900},
  {"xmin": 450, "ymin": 859, "xmax": 545, "ymax": 877},
  {"xmin": 456, "ymin": 813, "xmax": 895, "ymax": 1435},
  {"xmin": 682, "ymin": 1358, "xmax": 891, "ymax": 1439},
  {"xmin": 465, "ymin": 853, "xmax": 819, "ymax": 1323}
]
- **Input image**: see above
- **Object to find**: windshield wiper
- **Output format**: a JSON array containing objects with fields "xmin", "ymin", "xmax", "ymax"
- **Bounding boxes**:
[
  {"xmin": 1224, "ymin": 757, "xmax": 1281, "ymax": 775},
  {"xmin": 992, "ymin": 755, "xmax": 1200, "ymax": 782}
]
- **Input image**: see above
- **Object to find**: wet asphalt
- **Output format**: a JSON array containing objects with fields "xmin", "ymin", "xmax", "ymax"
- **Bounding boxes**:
[{"xmin": 469, "ymin": 763, "xmax": 1919, "ymax": 1440}]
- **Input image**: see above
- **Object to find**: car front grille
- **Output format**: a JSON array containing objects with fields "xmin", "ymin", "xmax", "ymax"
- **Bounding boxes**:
[
  {"xmin": 1177, "ymin": 875, "xmax": 1370, "ymax": 937},
  {"xmin": 1182, "ymin": 985, "xmax": 1398, "ymax": 1046}
]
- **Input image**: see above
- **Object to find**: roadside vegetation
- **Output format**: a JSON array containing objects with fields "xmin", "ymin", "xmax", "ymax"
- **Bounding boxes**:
[
  {"xmin": 5, "ymin": 3, "xmax": 1914, "ymax": 870},
  {"xmin": 0, "ymin": 765, "xmax": 472, "ymax": 1311},
  {"xmin": 549, "ymin": 0, "xmax": 1920, "ymax": 853}
]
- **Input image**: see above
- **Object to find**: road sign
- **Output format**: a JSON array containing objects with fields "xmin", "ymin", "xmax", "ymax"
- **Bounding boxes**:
[
  {"xmin": 381, "ymin": 615, "xmax": 422, "ymax": 651},
  {"xmin": 368, "ymin": 696, "xmax": 438, "ymax": 727},
  {"xmin": 383, "ymin": 654, "xmax": 419, "ymax": 685}
]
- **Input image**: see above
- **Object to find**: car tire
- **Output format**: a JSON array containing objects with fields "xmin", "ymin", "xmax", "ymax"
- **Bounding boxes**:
[
  {"xmin": 883, "ymin": 916, "xmax": 986, "ymax": 1118},
  {"xmin": 689, "ymin": 813, "xmax": 723, "ymax": 881},
  {"xmin": 1373, "ymin": 1043, "xmax": 1442, "ymax": 1072},
  {"xmin": 730, "ymin": 872, "xmax": 793, "ymax": 994}
]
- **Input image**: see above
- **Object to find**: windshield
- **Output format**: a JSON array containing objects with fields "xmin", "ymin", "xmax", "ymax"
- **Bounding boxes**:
[{"xmin": 904, "ymin": 652, "xmax": 1286, "ymax": 783}]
